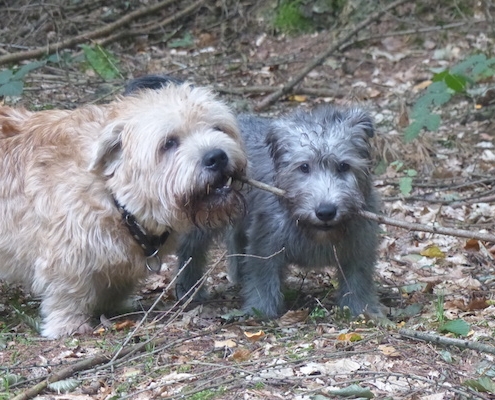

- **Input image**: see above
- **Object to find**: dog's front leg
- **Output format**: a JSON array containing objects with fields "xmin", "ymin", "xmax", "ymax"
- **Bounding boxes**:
[{"xmin": 333, "ymin": 217, "xmax": 383, "ymax": 318}]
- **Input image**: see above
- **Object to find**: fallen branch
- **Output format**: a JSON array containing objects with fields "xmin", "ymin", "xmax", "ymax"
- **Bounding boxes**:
[
  {"xmin": 255, "ymin": 0, "xmax": 410, "ymax": 110},
  {"xmin": 97, "ymin": 0, "xmax": 206, "ymax": 47},
  {"xmin": 0, "ymin": 0, "xmax": 180, "ymax": 67},
  {"xmin": 241, "ymin": 177, "xmax": 495, "ymax": 243},
  {"xmin": 399, "ymin": 328, "xmax": 495, "ymax": 355}
]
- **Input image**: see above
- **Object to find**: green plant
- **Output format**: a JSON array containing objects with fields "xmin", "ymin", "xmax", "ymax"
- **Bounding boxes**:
[
  {"xmin": 80, "ymin": 44, "xmax": 122, "ymax": 81},
  {"xmin": 309, "ymin": 306, "xmax": 327, "ymax": 320},
  {"xmin": 188, "ymin": 389, "xmax": 216, "ymax": 400},
  {"xmin": 0, "ymin": 52, "xmax": 72, "ymax": 97},
  {"xmin": 390, "ymin": 161, "xmax": 417, "ymax": 197},
  {"xmin": 405, "ymin": 53, "xmax": 495, "ymax": 142},
  {"xmin": 273, "ymin": 0, "xmax": 312, "ymax": 34},
  {"xmin": 0, "ymin": 60, "xmax": 46, "ymax": 97}
]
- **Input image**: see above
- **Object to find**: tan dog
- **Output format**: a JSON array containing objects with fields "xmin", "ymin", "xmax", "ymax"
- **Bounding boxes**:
[{"xmin": 0, "ymin": 83, "xmax": 247, "ymax": 338}]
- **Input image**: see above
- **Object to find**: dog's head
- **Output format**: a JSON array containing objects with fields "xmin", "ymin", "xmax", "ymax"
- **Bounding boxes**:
[
  {"xmin": 266, "ymin": 105, "xmax": 375, "ymax": 239},
  {"xmin": 89, "ymin": 83, "xmax": 247, "ymax": 234}
]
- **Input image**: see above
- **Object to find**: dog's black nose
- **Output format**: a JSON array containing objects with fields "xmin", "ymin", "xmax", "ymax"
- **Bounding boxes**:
[
  {"xmin": 203, "ymin": 149, "xmax": 229, "ymax": 171},
  {"xmin": 316, "ymin": 203, "xmax": 337, "ymax": 221}
]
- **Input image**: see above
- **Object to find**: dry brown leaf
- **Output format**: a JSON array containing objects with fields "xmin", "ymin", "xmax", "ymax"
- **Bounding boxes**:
[
  {"xmin": 231, "ymin": 348, "xmax": 251, "ymax": 362},
  {"xmin": 278, "ymin": 309, "xmax": 309, "ymax": 326},
  {"xmin": 413, "ymin": 80, "xmax": 432, "ymax": 91},
  {"xmin": 466, "ymin": 298, "xmax": 489, "ymax": 311},
  {"xmin": 464, "ymin": 239, "xmax": 480, "ymax": 252},
  {"xmin": 114, "ymin": 320, "xmax": 136, "ymax": 331},
  {"xmin": 378, "ymin": 344, "xmax": 401, "ymax": 357},
  {"xmin": 243, "ymin": 330, "xmax": 266, "ymax": 343},
  {"xmin": 214, "ymin": 339, "xmax": 237, "ymax": 349}
]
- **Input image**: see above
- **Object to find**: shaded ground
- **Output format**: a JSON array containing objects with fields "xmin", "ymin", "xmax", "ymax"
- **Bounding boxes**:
[{"xmin": 0, "ymin": 0, "xmax": 495, "ymax": 399}]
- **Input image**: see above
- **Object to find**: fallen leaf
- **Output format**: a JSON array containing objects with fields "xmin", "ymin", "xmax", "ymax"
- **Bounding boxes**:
[
  {"xmin": 114, "ymin": 320, "xmax": 135, "ymax": 331},
  {"xmin": 414, "ymin": 80, "xmax": 432, "ymax": 91},
  {"xmin": 464, "ymin": 239, "xmax": 480, "ymax": 251},
  {"xmin": 214, "ymin": 339, "xmax": 237, "ymax": 349},
  {"xmin": 278, "ymin": 309, "xmax": 309, "ymax": 325},
  {"xmin": 244, "ymin": 330, "xmax": 265, "ymax": 343},
  {"xmin": 337, "ymin": 332, "xmax": 363, "ymax": 342},
  {"xmin": 231, "ymin": 348, "xmax": 251, "ymax": 362},
  {"xmin": 378, "ymin": 344, "xmax": 401, "ymax": 357},
  {"xmin": 288, "ymin": 94, "xmax": 307, "ymax": 102},
  {"xmin": 420, "ymin": 245, "xmax": 446, "ymax": 258},
  {"xmin": 466, "ymin": 298, "xmax": 489, "ymax": 311}
]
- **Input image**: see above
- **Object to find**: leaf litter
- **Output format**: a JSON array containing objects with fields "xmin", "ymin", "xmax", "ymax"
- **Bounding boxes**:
[{"xmin": 0, "ymin": 1, "xmax": 494, "ymax": 399}]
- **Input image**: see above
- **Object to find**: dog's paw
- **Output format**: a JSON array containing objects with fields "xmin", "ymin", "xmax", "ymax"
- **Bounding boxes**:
[{"xmin": 41, "ymin": 315, "xmax": 93, "ymax": 339}]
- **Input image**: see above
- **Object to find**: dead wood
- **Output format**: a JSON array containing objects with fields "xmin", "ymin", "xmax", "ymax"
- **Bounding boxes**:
[
  {"xmin": 399, "ymin": 328, "xmax": 495, "ymax": 355},
  {"xmin": 0, "ymin": 0, "xmax": 199, "ymax": 67}
]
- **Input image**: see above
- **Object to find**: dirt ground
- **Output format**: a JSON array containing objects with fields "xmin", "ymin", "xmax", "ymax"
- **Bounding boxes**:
[{"xmin": 1, "ymin": 0, "xmax": 495, "ymax": 399}]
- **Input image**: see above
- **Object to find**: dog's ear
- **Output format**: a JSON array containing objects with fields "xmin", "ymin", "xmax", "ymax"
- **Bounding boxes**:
[
  {"xmin": 88, "ymin": 122, "xmax": 124, "ymax": 176},
  {"xmin": 349, "ymin": 109, "xmax": 374, "ymax": 138},
  {"xmin": 265, "ymin": 129, "xmax": 283, "ymax": 162}
]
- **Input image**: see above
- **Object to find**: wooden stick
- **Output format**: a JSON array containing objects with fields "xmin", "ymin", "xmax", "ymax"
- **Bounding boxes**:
[{"xmin": 241, "ymin": 177, "xmax": 495, "ymax": 243}]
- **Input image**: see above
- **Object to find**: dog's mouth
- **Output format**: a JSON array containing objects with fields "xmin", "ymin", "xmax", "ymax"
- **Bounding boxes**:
[{"xmin": 204, "ymin": 174, "xmax": 243, "ymax": 198}]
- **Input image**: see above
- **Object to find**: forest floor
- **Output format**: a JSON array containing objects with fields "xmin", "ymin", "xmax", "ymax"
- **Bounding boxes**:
[{"xmin": 0, "ymin": 1, "xmax": 495, "ymax": 399}]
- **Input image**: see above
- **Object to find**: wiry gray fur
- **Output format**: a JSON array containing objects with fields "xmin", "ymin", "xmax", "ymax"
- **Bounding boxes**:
[{"xmin": 177, "ymin": 104, "xmax": 383, "ymax": 318}]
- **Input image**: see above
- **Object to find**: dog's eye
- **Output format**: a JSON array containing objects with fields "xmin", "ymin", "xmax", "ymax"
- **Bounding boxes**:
[
  {"xmin": 299, "ymin": 163, "xmax": 310, "ymax": 173},
  {"xmin": 162, "ymin": 138, "xmax": 179, "ymax": 151},
  {"xmin": 337, "ymin": 162, "xmax": 350, "ymax": 173}
]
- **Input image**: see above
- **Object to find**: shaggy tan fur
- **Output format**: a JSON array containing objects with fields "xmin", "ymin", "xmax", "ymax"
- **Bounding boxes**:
[{"xmin": 0, "ymin": 84, "xmax": 247, "ymax": 338}]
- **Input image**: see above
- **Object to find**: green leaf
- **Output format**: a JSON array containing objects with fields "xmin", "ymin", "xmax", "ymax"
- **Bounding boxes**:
[
  {"xmin": 424, "ymin": 114, "xmax": 441, "ymax": 131},
  {"xmin": 404, "ymin": 120, "xmax": 423, "ymax": 142},
  {"xmin": 327, "ymin": 384, "xmax": 375, "ymax": 398},
  {"xmin": 81, "ymin": 44, "xmax": 121, "ymax": 81},
  {"xmin": 405, "ymin": 169, "xmax": 418, "ymax": 177},
  {"xmin": 13, "ymin": 60, "xmax": 46, "ymax": 80},
  {"xmin": 399, "ymin": 176, "xmax": 413, "ymax": 196},
  {"xmin": 167, "ymin": 32, "xmax": 195, "ymax": 48},
  {"xmin": 47, "ymin": 379, "xmax": 80, "ymax": 393},
  {"xmin": 0, "ymin": 80, "xmax": 24, "ymax": 96},
  {"xmin": 0, "ymin": 69, "xmax": 13, "ymax": 85},
  {"xmin": 439, "ymin": 350, "xmax": 453, "ymax": 363},
  {"xmin": 432, "ymin": 70, "xmax": 449, "ymax": 82},
  {"xmin": 440, "ymin": 319, "xmax": 470, "ymax": 336},
  {"xmin": 463, "ymin": 376, "xmax": 495, "ymax": 393},
  {"xmin": 443, "ymin": 73, "xmax": 468, "ymax": 93}
]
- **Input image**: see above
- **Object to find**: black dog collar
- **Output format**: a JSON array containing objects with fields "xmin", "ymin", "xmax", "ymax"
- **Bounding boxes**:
[{"xmin": 114, "ymin": 198, "xmax": 169, "ymax": 272}]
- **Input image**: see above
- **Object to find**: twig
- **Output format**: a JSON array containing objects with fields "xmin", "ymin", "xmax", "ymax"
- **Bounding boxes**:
[
  {"xmin": 399, "ymin": 328, "xmax": 495, "ymax": 355},
  {"xmin": 97, "ymin": 0, "xmax": 206, "ymax": 47},
  {"xmin": 359, "ymin": 210, "xmax": 495, "ymax": 243},
  {"xmin": 255, "ymin": 0, "xmax": 410, "ymax": 110},
  {"xmin": 0, "ymin": 0, "xmax": 178, "ymax": 67},
  {"xmin": 240, "ymin": 177, "xmax": 286, "ymax": 197},
  {"xmin": 242, "ymin": 177, "xmax": 495, "ymax": 243}
]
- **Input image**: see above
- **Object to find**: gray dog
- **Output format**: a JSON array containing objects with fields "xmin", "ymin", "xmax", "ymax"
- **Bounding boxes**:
[
  {"xmin": 178, "ymin": 106, "xmax": 383, "ymax": 319},
  {"xmin": 125, "ymin": 76, "xmax": 383, "ymax": 318}
]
